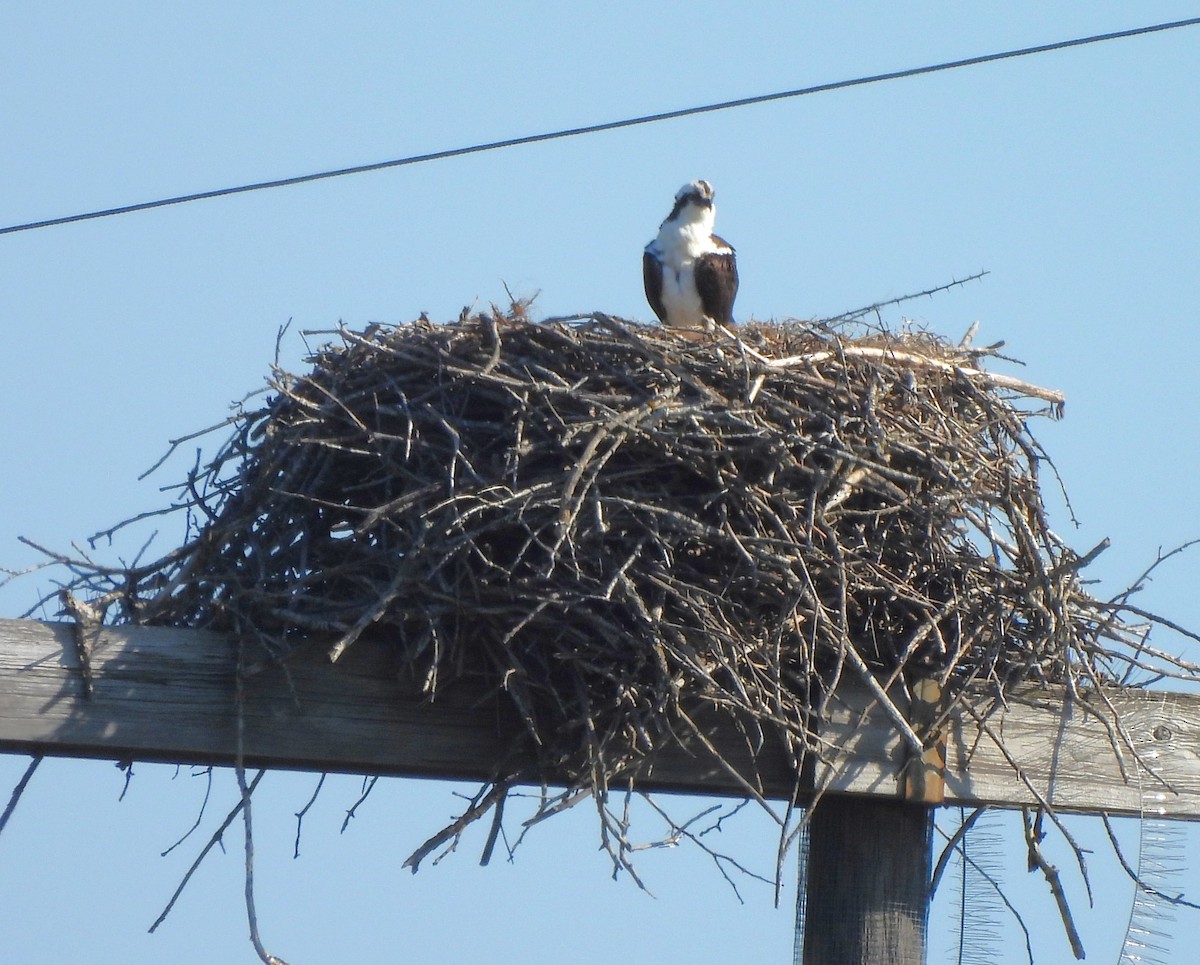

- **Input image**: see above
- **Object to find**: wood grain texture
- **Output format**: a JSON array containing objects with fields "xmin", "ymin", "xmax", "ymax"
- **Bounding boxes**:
[{"xmin": 2, "ymin": 619, "xmax": 1199, "ymax": 817}]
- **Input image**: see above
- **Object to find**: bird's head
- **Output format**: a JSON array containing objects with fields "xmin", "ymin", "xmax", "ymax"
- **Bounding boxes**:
[
  {"xmin": 663, "ymin": 179, "xmax": 717, "ymax": 227},
  {"xmin": 675, "ymin": 179, "xmax": 714, "ymax": 207}
]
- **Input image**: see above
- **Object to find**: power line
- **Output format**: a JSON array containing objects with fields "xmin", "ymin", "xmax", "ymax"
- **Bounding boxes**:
[{"xmin": 4, "ymin": 15, "xmax": 1198, "ymax": 238}]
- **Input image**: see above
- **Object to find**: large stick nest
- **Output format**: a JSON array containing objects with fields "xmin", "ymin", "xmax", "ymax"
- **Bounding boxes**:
[{"xmin": 54, "ymin": 309, "xmax": 1173, "ymax": 805}]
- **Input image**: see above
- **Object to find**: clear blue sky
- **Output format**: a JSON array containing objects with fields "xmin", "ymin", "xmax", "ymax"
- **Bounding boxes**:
[{"xmin": 2, "ymin": 4, "xmax": 1199, "ymax": 962}]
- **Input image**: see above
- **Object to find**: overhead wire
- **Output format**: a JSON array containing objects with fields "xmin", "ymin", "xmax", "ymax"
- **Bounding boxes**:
[{"xmin": 2, "ymin": 15, "xmax": 1198, "ymax": 237}]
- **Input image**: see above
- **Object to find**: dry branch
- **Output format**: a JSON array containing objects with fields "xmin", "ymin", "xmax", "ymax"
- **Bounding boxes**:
[{"xmin": 0, "ymin": 756, "xmax": 41, "ymax": 836}]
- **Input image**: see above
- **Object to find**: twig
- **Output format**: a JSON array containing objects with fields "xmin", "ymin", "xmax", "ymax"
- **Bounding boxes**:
[
  {"xmin": 339, "ymin": 776, "xmax": 378, "ymax": 833},
  {"xmin": 161, "ymin": 767, "xmax": 215, "ymax": 857},
  {"xmin": 479, "ymin": 781, "xmax": 509, "ymax": 866},
  {"xmin": 0, "ymin": 756, "xmax": 42, "ymax": 836},
  {"xmin": 117, "ymin": 760, "xmax": 135, "ymax": 801},
  {"xmin": 237, "ymin": 763, "xmax": 286, "ymax": 965},
  {"xmin": 640, "ymin": 794, "xmax": 774, "ymax": 902},
  {"xmin": 149, "ymin": 770, "xmax": 266, "ymax": 933},
  {"xmin": 761, "ymin": 343, "xmax": 1066, "ymax": 407},
  {"xmin": 293, "ymin": 773, "xmax": 327, "ymax": 859},
  {"xmin": 59, "ymin": 589, "xmax": 100, "ymax": 698},
  {"xmin": 403, "ymin": 782, "xmax": 509, "ymax": 873},
  {"xmin": 1021, "ymin": 806, "xmax": 1085, "ymax": 960},
  {"xmin": 929, "ymin": 806, "xmax": 986, "ymax": 898},
  {"xmin": 822, "ymin": 270, "xmax": 990, "ymax": 323},
  {"xmin": 1100, "ymin": 812, "xmax": 1200, "ymax": 911}
]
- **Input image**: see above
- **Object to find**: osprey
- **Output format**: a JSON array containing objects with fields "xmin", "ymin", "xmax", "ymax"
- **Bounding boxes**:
[{"xmin": 643, "ymin": 179, "xmax": 738, "ymax": 329}]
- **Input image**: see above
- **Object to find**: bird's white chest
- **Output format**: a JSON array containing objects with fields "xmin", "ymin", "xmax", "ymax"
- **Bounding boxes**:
[
  {"xmin": 658, "ymin": 260, "xmax": 706, "ymax": 328},
  {"xmin": 648, "ymin": 226, "xmax": 719, "ymax": 328}
]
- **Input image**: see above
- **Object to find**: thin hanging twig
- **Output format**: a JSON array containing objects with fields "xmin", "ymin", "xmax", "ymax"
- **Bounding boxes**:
[
  {"xmin": 149, "ymin": 770, "xmax": 266, "ymax": 934},
  {"xmin": 0, "ymin": 756, "xmax": 42, "ymax": 836}
]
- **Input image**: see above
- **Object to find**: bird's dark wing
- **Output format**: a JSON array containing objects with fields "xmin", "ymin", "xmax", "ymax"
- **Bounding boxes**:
[
  {"xmin": 695, "ymin": 241, "xmax": 738, "ymax": 326},
  {"xmin": 643, "ymin": 249, "xmax": 668, "ymax": 323}
]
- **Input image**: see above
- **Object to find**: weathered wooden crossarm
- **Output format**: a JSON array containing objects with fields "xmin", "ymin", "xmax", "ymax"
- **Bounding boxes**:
[
  {"xmin": 0, "ymin": 619, "xmax": 790, "ymax": 796},
  {"xmin": 2, "ymin": 618, "xmax": 1198, "ymax": 817}
]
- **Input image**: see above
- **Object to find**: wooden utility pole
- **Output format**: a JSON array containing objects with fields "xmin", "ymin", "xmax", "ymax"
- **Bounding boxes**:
[
  {"xmin": 801, "ymin": 798, "xmax": 932, "ymax": 965},
  {"xmin": 4, "ymin": 617, "xmax": 1200, "ymax": 963}
]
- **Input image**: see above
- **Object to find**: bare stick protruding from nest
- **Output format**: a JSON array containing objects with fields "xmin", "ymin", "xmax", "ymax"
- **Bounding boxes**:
[
  {"xmin": 150, "ymin": 770, "xmax": 266, "ymax": 934},
  {"xmin": 1022, "ymin": 806, "xmax": 1085, "ymax": 960},
  {"xmin": 0, "ymin": 756, "xmax": 42, "ymax": 837}
]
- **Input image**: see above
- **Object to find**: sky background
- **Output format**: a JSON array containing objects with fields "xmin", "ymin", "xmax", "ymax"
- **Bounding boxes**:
[{"xmin": 2, "ymin": 4, "xmax": 1199, "ymax": 963}]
